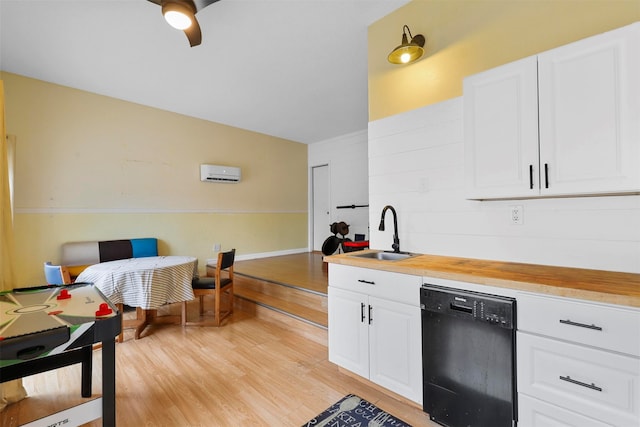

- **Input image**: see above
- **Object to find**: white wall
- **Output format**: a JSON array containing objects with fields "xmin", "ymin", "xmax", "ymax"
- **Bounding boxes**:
[
  {"xmin": 368, "ymin": 97, "xmax": 640, "ymax": 274},
  {"xmin": 308, "ymin": 130, "xmax": 370, "ymax": 246}
]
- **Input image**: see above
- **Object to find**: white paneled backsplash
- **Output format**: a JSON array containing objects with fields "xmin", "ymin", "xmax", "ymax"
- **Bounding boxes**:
[{"xmin": 368, "ymin": 97, "xmax": 640, "ymax": 273}]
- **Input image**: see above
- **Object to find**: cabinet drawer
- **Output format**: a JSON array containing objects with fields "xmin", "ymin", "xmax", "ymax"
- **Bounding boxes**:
[
  {"xmin": 518, "ymin": 292, "xmax": 640, "ymax": 356},
  {"xmin": 517, "ymin": 332, "xmax": 640, "ymax": 426},
  {"xmin": 518, "ymin": 394, "xmax": 612, "ymax": 427},
  {"xmin": 328, "ymin": 264, "xmax": 421, "ymax": 306}
]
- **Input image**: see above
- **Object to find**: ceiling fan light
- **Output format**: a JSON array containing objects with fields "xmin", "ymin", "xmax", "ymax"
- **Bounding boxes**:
[
  {"xmin": 162, "ymin": 2, "xmax": 195, "ymax": 30},
  {"xmin": 164, "ymin": 10, "xmax": 192, "ymax": 29}
]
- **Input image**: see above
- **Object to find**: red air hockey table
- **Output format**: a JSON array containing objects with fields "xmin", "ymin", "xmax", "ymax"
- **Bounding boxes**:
[{"xmin": 0, "ymin": 282, "xmax": 121, "ymax": 426}]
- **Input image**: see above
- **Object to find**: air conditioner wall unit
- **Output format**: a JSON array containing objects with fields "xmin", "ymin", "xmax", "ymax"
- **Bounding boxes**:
[{"xmin": 200, "ymin": 164, "xmax": 241, "ymax": 183}]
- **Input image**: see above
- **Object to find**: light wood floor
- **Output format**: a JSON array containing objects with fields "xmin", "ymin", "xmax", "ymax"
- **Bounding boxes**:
[
  {"xmin": 234, "ymin": 252, "xmax": 328, "ymax": 328},
  {"xmin": 234, "ymin": 252, "xmax": 328, "ymax": 294},
  {"xmin": 2, "ymin": 300, "xmax": 435, "ymax": 426}
]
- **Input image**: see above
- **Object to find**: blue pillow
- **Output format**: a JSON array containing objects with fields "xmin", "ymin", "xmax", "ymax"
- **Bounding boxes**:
[{"xmin": 131, "ymin": 238, "xmax": 158, "ymax": 258}]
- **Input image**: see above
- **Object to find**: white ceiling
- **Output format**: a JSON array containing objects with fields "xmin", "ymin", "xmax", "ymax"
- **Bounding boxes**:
[{"xmin": 0, "ymin": 0, "xmax": 410, "ymax": 144}]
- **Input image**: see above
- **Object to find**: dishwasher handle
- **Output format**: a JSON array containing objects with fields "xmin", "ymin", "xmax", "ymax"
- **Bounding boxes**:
[{"xmin": 450, "ymin": 302, "xmax": 473, "ymax": 314}]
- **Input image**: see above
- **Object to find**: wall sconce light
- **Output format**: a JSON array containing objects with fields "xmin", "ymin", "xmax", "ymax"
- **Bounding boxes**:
[{"xmin": 387, "ymin": 25, "xmax": 426, "ymax": 65}]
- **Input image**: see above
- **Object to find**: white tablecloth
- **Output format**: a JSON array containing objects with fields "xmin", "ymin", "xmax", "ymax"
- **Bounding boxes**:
[{"xmin": 76, "ymin": 256, "xmax": 197, "ymax": 310}]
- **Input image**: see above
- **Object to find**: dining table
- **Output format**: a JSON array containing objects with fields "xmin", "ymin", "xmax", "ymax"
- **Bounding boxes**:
[{"xmin": 76, "ymin": 255, "xmax": 198, "ymax": 340}]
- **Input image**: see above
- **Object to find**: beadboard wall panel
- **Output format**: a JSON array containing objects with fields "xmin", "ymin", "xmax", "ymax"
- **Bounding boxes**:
[
  {"xmin": 368, "ymin": 97, "xmax": 640, "ymax": 273},
  {"xmin": 308, "ymin": 130, "xmax": 370, "ymax": 247}
]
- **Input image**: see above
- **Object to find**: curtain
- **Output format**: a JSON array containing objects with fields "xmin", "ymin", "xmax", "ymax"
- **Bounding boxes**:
[{"xmin": 0, "ymin": 80, "xmax": 27, "ymax": 411}]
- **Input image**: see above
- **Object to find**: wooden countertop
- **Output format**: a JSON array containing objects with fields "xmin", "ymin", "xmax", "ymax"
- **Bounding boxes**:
[{"xmin": 324, "ymin": 250, "xmax": 640, "ymax": 308}]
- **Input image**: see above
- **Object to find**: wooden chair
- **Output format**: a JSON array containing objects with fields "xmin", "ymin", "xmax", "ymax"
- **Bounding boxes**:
[
  {"xmin": 182, "ymin": 249, "xmax": 235, "ymax": 326},
  {"xmin": 44, "ymin": 261, "xmax": 71, "ymax": 285}
]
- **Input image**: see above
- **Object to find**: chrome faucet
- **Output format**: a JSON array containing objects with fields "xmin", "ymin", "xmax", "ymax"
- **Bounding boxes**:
[{"xmin": 378, "ymin": 205, "xmax": 400, "ymax": 253}]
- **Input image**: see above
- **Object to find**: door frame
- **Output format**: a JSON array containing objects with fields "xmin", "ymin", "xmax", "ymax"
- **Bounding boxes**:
[{"xmin": 309, "ymin": 163, "xmax": 330, "ymax": 252}]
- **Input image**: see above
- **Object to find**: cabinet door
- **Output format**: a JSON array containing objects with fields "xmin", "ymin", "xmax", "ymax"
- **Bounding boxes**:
[
  {"xmin": 464, "ymin": 55, "xmax": 540, "ymax": 199},
  {"xmin": 538, "ymin": 23, "xmax": 640, "ymax": 196},
  {"xmin": 327, "ymin": 287, "xmax": 369, "ymax": 378},
  {"xmin": 369, "ymin": 296, "xmax": 423, "ymax": 405}
]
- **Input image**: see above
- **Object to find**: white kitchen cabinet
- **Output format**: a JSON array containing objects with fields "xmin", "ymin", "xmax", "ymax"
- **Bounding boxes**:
[
  {"xmin": 368, "ymin": 295, "xmax": 421, "ymax": 401},
  {"xmin": 327, "ymin": 287, "xmax": 369, "ymax": 378},
  {"xmin": 464, "ymin": 56, "xmax": 540, "ymax": 199},
  {"xmin": 518, "ymin": 394, "xmax": 612, "ymax": 427},
  {"xmin": 517, "ymin": 292, "xmax": 640, "ymax": 427},
  {"xmin": 465, "ymin": 22, "xmax": 640, "ymax": 199},
  {"xmin": 327, "ymin": 264, "xmax": 423, "ymax": 404},
  {"xmin": 518, "ymin": 292, "xmax": 640, "ymax": 356}
]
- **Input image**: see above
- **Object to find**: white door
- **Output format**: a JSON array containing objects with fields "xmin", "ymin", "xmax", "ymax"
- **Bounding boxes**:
[
  {"xmin": 538, "ymin": 23, "xmax": 640, "ymax": 196},
  {"xmin": 312, "ymin": 164, "xmax": 330, "ymax": 251},
  {"xmin": 368, "ymin": 296, "xmax": 423, "ymax": 404},
  {"xmin": 327, "ymin": 287, "xmax": 369, "ymax": 378}
]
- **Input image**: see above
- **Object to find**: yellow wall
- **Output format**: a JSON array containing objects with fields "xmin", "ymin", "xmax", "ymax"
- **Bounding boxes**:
[
  {"xmin": 2, "ymin": 72, "xmax": 308, "ymax": 285},
  {"xmin": 368, "ymin": 0, "xmax": 640, "ymax": 121}
]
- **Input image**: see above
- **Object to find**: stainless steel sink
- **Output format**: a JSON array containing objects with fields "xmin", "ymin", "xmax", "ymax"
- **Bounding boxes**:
[{"xmin": 351, "ymin": 251, "xmax": 415, "ymax": 261}]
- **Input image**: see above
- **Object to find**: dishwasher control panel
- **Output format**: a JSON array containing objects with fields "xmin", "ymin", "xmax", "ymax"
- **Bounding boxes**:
[{"xmin": 420, "ymin": 284, "xmax": 516, "ymax": 329}]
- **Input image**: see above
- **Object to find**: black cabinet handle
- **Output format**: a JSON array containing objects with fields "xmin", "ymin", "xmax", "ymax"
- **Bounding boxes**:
[
  {"xmin": 559, "ymin": 375, "xmax": 602, "ymax": 392},
  {"xmin": 544, "ymin": 163, "xmax": 549, "ymax": 188},
  {"xmin": 559, "ymin": 319, "xmax": 603, "ymax": 331},
  {"xmin": 368, "ymin": 305, "xmax": 373, "ymax": 325},
  {"xmin": 529, "ymin": 164, "xmax": 534, "ymax": 189},
  {"xmin": 361, "ymin": 303, "xmax": 366, "ymax": 323},
  {"xmin": 358, "ymin": 279, "xmax": 375, "ymax": 285}
]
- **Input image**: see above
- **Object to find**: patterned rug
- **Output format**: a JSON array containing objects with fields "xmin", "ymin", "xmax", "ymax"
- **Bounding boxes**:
[{"xmin": 303, "ymin": 394, "xmax": 412, "ymax": 427}]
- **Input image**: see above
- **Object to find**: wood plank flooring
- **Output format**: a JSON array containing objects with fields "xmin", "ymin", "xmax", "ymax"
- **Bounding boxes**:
[
  {"xmin": 234, "ymin": 275, "xmax": 328, "ymax": 327},
  {"xmin": 2, "ymin": 300, "xmax": 435, "ymax": 426},
  {"xmin": 233, "ymin": 252, "xmax": 328, "ymax": 328},
  {"xmin": 234, "ymin": 252, "xmax": 328, "ymax": 294}
]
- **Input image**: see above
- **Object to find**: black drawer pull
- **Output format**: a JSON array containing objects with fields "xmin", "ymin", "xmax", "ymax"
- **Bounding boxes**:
[
  {"xmin": 559, "ymin": 319, "xmax": 602, "ymax": 331},
  {"xmin": 544, "ymin": 163, "xmax": 549, "ymax": 188},
  {"xmin": 559, "ymin": 375, "xmax": 602, "ymax": 392},
  {"xmin": 358, "ymin": 279, "xmax": 375, "ymax": 285},
  {"xmin": 529, "ymin": 164, "xmax": 534, "ymax": 189}
]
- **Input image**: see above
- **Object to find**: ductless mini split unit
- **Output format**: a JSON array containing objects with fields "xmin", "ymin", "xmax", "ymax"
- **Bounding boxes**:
[{"xmin": 200, "ymin": 164, "xmax": 241, "ymax": 183}]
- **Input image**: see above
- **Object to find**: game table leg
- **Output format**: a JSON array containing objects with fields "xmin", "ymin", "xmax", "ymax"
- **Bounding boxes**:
[
  {"xmin": 102, "ymin": 336, "xmax": 117, "ymax": 427},
  {"xmin": 81, "ymin": 345, "xmax": 92, "ymax": 397}
]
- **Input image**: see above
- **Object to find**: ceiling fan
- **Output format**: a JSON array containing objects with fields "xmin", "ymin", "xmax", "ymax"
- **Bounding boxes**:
[{"xmin": 147, "ymin": 0, "xmax": 220, "ymax": 47}]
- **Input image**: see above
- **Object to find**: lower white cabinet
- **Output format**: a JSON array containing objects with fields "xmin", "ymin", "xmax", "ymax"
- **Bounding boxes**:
[
  {"xmin": 517, "ymin": 292, "xmax": 640, "ymax": 427},
  {"xmin": 328, "ymin": 287, "xmax": 369, "ymax": 377},
  {"xmin": 518, "ymin": 394, "xmax": 613, "ymax": 427},
  {"xmin": 328, "ymin": 265, "xmax": 423, "ymax": 404}
]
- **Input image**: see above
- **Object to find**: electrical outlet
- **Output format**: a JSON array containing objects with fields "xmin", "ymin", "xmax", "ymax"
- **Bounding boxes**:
[
  {"xmin": 213, "ymin": 243, "xmax": 221, "ymax": 252},
  {"xmin": 510, "ymin": 205, "xmax": 523, "ymax": 225}
]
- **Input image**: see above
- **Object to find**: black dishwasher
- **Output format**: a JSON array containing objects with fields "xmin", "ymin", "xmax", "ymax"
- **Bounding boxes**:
[{"xmin": 421, "ymin": 284, "xmax": 516, "ymax": 427}]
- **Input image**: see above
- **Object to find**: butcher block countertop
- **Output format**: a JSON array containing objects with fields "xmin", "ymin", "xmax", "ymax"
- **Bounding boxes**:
[{"xmin": 324, "ymin": 250, "xmax": 640, "ymax": 308}]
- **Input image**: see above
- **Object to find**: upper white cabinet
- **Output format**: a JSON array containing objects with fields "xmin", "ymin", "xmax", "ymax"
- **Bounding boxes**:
[
  {"xmin": 464, "ymin": 56, "xmax": 540, "ymax": 199},
  {"xmin": 538, "ymin": 23, "xmax": 640, "ymax": 196},
  {"xmin": 465, "ymin": 22, "xmax": 640, "ymax": 199}
]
